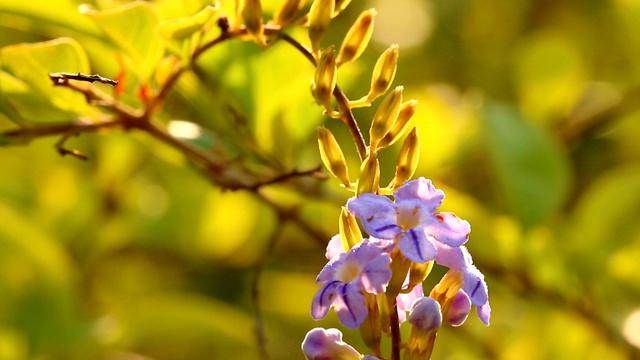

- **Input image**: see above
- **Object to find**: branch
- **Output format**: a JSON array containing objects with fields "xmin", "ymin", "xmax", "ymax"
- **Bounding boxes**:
[{"xmin": 49, "ymin": 72, "xmax": 118, "ymax": 86}]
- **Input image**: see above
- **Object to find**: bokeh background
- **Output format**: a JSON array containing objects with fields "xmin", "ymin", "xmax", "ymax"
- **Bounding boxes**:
[{"xmin": 1, "ymin": 0, "xmax": 640, "ymax": 359}]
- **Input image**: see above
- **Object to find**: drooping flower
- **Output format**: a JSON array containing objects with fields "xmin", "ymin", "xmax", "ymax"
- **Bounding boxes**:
[
  {"xmin": 312, "ymin": 239, "xmax": 392, "ymax": 328},
  {"xmin": 347, "ymin": 177, "xmax": 470, "ymax": 263},
  {"xmin": 302, "ymin": 328, "xmax": 361, "ymax": 360},
  {"xmin": 434, "ymin": 242, "xmax": 490, "ymax": 325}
]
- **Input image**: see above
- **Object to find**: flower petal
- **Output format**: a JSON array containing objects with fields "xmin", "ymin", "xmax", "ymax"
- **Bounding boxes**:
[
  {"xmin": 334, "ymin": 283, "xmax": 367, "ymax": 329},
  {"xmin": 311, "ymin": 281, "xmax": 341, "ymax": 320},
  {"xmin": 347, "ymin": 194, "xmax": 402, "ymax": 239},
  {"xmin": 326, "ymin": 234, "xmax": 345, "ymax": 260},
  {"xmin": 398, "ymin": 228, "xmax": 436, "ymax": 263},
  {"xmin": 462, "ymin": 263, "xmax": 489, "ymax": 307},
  {"xmin": 476, "ymin": 302, "xmax": 491, "ymax": 326},
  {"xmin": 360, "ymin": 253, "xmax": 392, "ymax": 294},
  {"xmin": 302, "ymin": 328, "xmax": 362, "ymax": 360},
  {"xmin": 394, "ymin": 177, "xmax": 444, "ymax": 213},
  {"xmin": 397, "ymin": 282, "xmax": 424, "ymax": 323},
  {"xmin": 316, "ymin": 252, "xmax": 348, "ymax": 284},
  {"xmin": 424, "ymin": 212, "xmax": 470, "ymax": 247},
  {"xmin": 434, "ymin": 242, "xmax": 467, "ymax": 270}
]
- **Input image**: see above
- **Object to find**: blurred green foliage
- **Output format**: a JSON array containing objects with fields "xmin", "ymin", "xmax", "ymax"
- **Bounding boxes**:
[{"xmin": 1, "ymin": 0, "xmax": 640, "ymax": 359}]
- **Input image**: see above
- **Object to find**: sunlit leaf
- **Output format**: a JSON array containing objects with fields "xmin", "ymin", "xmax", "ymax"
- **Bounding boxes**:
[
  {"xmin": 80, "ymin": 2, "xmax": 164, "ymax": 81},
  {"xmin": 483, "ymin": 105, "xmax": 571, "ymax": 227},
  {"xmin": 158, "ymin": 4, "xmax": 220, "ymax": 41},
  {"xmin": 0, "ymin": 38, "xmax": 92, "ymax": 123}
]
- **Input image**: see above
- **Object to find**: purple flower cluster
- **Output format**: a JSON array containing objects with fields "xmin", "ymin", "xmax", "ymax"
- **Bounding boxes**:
[{"xmin": 310, "ymin": 177, "xmax": 491, "ymax": 333}]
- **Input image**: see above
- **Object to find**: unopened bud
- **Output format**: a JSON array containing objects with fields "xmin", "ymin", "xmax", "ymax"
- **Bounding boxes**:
[
  {"xmin": 359, "ymin": 293, "xmax": 382, "ymax": 354},
  {"xmin": 378, "ymin": 99, "xmax": 418, "ymax": 148},
  {"xmin": 445, "ymin": 290, "xmax": 471, "ymax": 327},
  {"xmin": 339, "ymin": 207, "xmax": 362, "ymax": 250},
  {"xmin": 312, "ymin": 47, "xmax": 337, "ymax": 113},
  {"xmin": 355, "ymin": 153, "xmax": 380, "ymax": 196},
  {"xmin": 274, "ymin": 0, "xmax": 305, "ymax": 27},
  {"xmin": 308, "ymin": 0, "xmax": 334, "ymax": 56},
  {"xmin": 337, "ymin": 9, "xmax": 376, "ymax": 66},
  {"xmin": 317, "ymin": 127, "xmax": 350, "ymax": 186},
  {"xmin": 431, "ymin": 269, "xmax": 465, "ymax": 302},
  {"xmin": 240, "ymin": 0, "xmax": 264, "ymax": 45},
  {"xmin": 370, "ymin": 44, "xmax": 399, "ymax": 98},
  {"xmin": 370, "ymin": 86, "xmax": 403, "ymax": 149},
  {"xmin": 408, "ymin": 297, "xmax": 442, "ymax": 332},
  {"xmin": 334, "ymin": 0, "xmax": 353, "ymax": 15},
  {"xmin": 404, "ymin": 297, "xmax": 442, "ymax": 360},
  {"xmin": 393, "ymin": 127, "xmax": 420, "ymax": 187}
]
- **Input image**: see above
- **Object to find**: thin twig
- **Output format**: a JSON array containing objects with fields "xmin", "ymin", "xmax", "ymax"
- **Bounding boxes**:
[
  {"xmin": 49, "ymin": 72, "xmax": 118, "ymax": 86},
  {"xmin": 55, "ymin": 132, "xmax": 88, "ymax": 160}
]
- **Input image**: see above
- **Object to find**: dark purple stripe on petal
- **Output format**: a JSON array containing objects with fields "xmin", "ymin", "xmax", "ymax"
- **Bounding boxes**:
[
  {"xmin": 470, "ymin": 280, "xmax": 481, "ymax": 299},
  {"xmin": 374, "ymin": 224, "xmax": 400, "ymax": 233},
  {"xmin": 319, "ymin": 280, "xmax": 341, "ymax": 307},
  {"xmin": 341, "ymin": 283, "xmax": 358, "ymax": 324},
  {"xmin": 408, "ymin": 229, "xmax": 423, "ymax": 261}
]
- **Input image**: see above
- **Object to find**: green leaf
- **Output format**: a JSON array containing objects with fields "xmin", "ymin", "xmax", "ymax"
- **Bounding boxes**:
[
  {"xmin": 483, "ymin": 105, "xmax": 571, "ymax": 227},
  {"xmin": 80, "ymin": 2, "xmax": 164, "ymax": 82},
  {"xmin": 0, "ymin": 38, "xmax": 93, "ymax": 123},
  {"xmin": 158, "ymin": 4, "xmax": 219, "ymax": 41}
]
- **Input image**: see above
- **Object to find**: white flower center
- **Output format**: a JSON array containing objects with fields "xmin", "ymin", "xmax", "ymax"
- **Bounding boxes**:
[
  {"xmin": 396, "ymin": 203, "xmax": 422, "ymax": 230},
  {"xmin": 335, "ymin": 258, "xmax": 362, "ymax": 284}
]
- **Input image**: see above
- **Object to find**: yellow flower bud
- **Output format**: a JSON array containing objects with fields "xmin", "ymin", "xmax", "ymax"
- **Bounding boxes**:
[
  {"xmin": 359, "ymin": 293, "xmax": 382, "ymax": 354},
  {"xmin": 369, "ymin": 86, "xmax": 403, "ymax": 149},
  {"xmin": 334, "ymin": 0, "xmax": 353, "ymax": 15},
  {"xmin": 312, "ymin": 47, "xmax": 337, "ymax": 113},
  {"xmin": 240, "ymin": 0, "xmax": 265, "ymax": 45},
  {"xmin": 385, "ymin": 248, "xmax": 411, "ymax": 299},
  {"xmin": 355, "ymin": 152, "xmax": 380, "ymax": 196},
  {"xmin": 431, "ymin": 269, "xmax": 465, "ymax": 302},
  {"xmin": 317, "ymin": 127, "xmax": 350, "ymax": 186},
  {"xmin": 349, "ymin": 44, "xmax": 399, "ymax": 107},
  {"xmin": 339, "ymin": 207, "xmax": 362, "ymax": 250},
  {"xmin": 273, "ymin": 0, "xmax": 305, "ymax": 27},
  {"xmin": 378, "ymin": 99, "xmax": 418, "ymax": 148},
  {"xmin": 371, "ymin": 44, "xmax": 399, "ymax": 98},
  {"xmin": 408, "ymin": 260, "xmax": 434, "ymax": 289},
  {"xmin": 308, "ymin": 0, "xmax": 334, "ymax": 56},
  {"xmin": 393, "ymin": 127, "xmax": 420, "ymax": 188},
  {"xmin": 337, "ymin": 9, "xmax": 376, "ymax": 66}
]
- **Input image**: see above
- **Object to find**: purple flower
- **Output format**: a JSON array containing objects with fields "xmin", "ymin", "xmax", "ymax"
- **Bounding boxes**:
[
  {"xmin": 435, "ymin": 243, "xmax": 491, "ymax": 325},
  {"xmin": 347, "ymin": 178, "xmax": 471, "ymax": 263},
  {"xmin": 312, "ymin": 239, "xmax": 392, "ymax": 328},
  {"xmin": 302, "ymin": 328, "xmax": 361, "ymax": 360}
]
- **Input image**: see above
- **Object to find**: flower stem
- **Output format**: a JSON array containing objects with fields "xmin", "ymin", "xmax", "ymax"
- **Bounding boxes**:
[{"xmin": 390, "ymin": 297, "xmax": 401, "ymax": 360}]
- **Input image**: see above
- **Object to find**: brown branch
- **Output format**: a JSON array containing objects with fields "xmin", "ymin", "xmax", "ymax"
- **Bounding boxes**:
[{"xmin": 49, "ymin": 72, "xmax": 118, "ymax": 86}]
